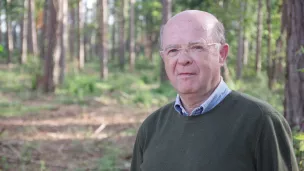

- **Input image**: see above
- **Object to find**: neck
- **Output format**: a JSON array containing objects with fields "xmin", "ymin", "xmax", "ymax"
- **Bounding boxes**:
[{"xmin": 179, "ymin": 79, "xmax": 221, "ymax": 114}]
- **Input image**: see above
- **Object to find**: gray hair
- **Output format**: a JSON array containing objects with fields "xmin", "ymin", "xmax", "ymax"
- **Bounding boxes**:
[{"xmin": 159, "ymin": 21, "xmax": 226, "ymax": 50}]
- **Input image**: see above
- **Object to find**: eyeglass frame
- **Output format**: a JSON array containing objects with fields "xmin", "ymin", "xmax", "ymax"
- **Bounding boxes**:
[{"xmin": 160, "ymin": 42, "xmax": 221, "ymax": 58}]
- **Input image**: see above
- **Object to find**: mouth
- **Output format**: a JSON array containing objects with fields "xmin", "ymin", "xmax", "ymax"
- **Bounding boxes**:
[{"xmin": 178, "ymin": 73, "xmax": 196, "ymax": 76}]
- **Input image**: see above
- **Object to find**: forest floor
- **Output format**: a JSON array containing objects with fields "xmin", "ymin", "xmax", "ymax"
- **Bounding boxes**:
[{"xmin": 0, "ymin": 91, "xmax": 155, "ymax": 171}]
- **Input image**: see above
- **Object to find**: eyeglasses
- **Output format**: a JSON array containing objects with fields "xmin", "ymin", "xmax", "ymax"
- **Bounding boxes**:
[{"xmin": 160, "ymin": 43, "xmax": 221, "ymax": 58}]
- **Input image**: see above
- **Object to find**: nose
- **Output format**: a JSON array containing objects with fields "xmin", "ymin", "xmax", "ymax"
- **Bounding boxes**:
[{"xmin": 177, "ymin": 50, "xmax": 193, "ymax": 66}]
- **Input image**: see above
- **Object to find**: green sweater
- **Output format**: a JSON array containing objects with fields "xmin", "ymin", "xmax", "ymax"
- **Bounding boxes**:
[{"xmin": 130, "ymin": 91, "xmax": 299, "ymax": 171}]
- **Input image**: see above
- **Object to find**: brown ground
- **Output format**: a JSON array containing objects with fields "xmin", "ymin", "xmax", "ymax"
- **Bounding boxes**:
[{"xmin": 0, "ymin": 97, "xmax": 155, "ymax": 171}]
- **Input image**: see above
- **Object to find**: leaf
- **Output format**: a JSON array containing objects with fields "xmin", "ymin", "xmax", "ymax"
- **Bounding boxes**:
[{"xmin": 294, "ymin": 133, "xmax": 304, "ymax": 141}]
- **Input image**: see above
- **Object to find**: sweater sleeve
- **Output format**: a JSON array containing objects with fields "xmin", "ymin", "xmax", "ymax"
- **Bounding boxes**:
[
  {"xmin": 255, "ymin": 112, "xmax": 299, "ymax": 171},
  {"xmin": 130, "ymin": 125, "xmax": 145, "ymax": 171}
]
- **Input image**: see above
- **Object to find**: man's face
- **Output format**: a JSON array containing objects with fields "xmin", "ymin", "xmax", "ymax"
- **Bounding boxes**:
[{"xmin": 161, "ymin": 14, "xmax": 227, "ymax": 96}]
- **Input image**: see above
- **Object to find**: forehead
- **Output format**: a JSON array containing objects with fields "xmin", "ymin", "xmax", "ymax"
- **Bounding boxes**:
[{"xmin": 162, "ymin": 12, "xmax": 216, "ymax": 47}]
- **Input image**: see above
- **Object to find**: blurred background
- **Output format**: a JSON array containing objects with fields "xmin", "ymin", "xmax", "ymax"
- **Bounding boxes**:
[{"xmin": 0, "ymin": 0, "xmax": 303, "ymax": 170}]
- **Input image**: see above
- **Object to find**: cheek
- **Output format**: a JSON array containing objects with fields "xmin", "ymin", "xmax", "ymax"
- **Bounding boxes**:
[{"xmin": 165, "ymin": 59, "xmax": 177, "ymax": 74}]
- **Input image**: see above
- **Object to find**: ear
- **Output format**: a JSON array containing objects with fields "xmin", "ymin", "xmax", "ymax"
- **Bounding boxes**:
[{"xmin": 219, "ymin": 44, "xmax": 229, "ymax": 66}]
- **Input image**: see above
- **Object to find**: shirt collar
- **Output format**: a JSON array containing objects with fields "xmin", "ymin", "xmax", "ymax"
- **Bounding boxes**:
[{"xmin": 174, "ymin": 77, "xmax": 231, "ymax": 116}]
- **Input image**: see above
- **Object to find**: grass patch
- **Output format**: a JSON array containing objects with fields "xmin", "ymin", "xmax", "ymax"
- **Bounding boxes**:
[{"xmin": 0, "ymin": 101, "xmax": 57, "ymax": 117}]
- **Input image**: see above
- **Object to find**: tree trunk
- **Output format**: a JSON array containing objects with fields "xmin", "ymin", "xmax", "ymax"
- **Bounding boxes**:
[
  {"xmin": 60, "ymin": 0, "xmax": 68, "ymax": 83},
  {"xmin": 77, "ymin": 0, "xmax": 85, "ymax": 70},
  {"xmin": 236, "ymin": 1, "xmax": 246, "ymax": 80},
  {"xmin": 111, "ymin": 3, "xmax": 116, "ymax": 62},
  {"xmin": 69, "ymin": 7, "xmax": 75, "ymax": 62},
  {"xmin": 21, "ymin": 0, "xmax": 29, "ymax": 64},
  {"xmin": 284, "ymin": 0, "xmax": 304, "ymax": 131},
  {"xmin": 27, "ymin": 0, "xmax": 39, "ymax": 55},
  {"xmin": 12, "ymin": 24, "xmax": 17, "ymax": 51},
  {"xmin": 160, "ymin": 0, "xmax": 172, "ymax": 83},
  {"xmin": 4, "ymin": 0, "xmax": 13, "ymax": 65},
  {"xmin": 0, "ymin": 19, "xmax": 2, "ymax": 44},
  {"xmin": 118, "ymin": 0, "xmax": 126, "ymax": 71},
  {"xmin": 129, "ymin": 0, "xmax": 136, "ymax": 72},
  {"xmin": 39, "ymin": 0, "xmax": 48, "ymax": 60},
  {"xmin": 266, "ymin": 0, "xmax": 273, "ymax": 89},
  {"xmin": 243, "ymin": 37, "xmax": 249, "ymax": 66},
  {"xmin": 53, "ymin": 0, "xmax": 63, "ymax": 86},
  {"xmin": 43, "ymin": 0, "xmax": 58, "ymax": 93},
  {"xmin": 255, "ymin": 0, "xmax": 263, "ymax": 74},
  {"xmin": 98, "ymin": 0, "xmax": 109, "ymax": 79},
  {"xmin": 53, "ymin": 0, "xmax": 67, "ymax": 85}
]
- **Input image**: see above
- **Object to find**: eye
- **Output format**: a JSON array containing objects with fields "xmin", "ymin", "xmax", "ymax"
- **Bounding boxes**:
[
  {"xmin": 167, "ymin": 48, "xmax": 180, "ymax": 56},
  {"xmin": 191, "ymin": 45, "xmax": 205, "ymax": 51}
]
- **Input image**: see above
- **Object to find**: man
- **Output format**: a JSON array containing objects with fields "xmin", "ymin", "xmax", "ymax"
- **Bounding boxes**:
[{"xmin": 131, "ymin": 10, "xmax": 298, "ymax": 171}]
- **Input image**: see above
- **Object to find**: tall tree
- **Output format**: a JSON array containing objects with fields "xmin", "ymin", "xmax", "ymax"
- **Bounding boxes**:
[
  {"xmin": 77, "ymin": 0, "xmax": 85, "ymax": 70},
  {"xmin": 236, "ymin": 1, "xmax": 246, "ymax": 80},
  {"xmin": 160, "ymin": 0, "xmax": 172, "ymax": 83},
  {"xmin": 266, "ymin": 0, "xmax": 273, "ymax": 89},
  {"xmin": 284, "ymin": 0, "xmax": 304, "ymax": 131},
  {"xmin": 53, "ymin": 0, "xmax": 68, "ymax": 85},
  {"xmin": 21, "ymin": 0, "xmax": 29, "ymax": 64},
  {"xmin": 98, "ymin": 0, "xmax": 109, "ymax": 79},
  {"xmin": 4, "ymin": 0, "xmax": 13, "ymax": 65},
  {"xmin": 255, "ymin": 0, "xmax": 263, "ymax": 73},
  {"xmin": 111, "ymin": 2, "xmax": 117, "ymax": 61},
  {"xmin": 129, "ymin": 0, "xmax": 136, "ymax": 72},
  {"xmin": 43, "ymin": 0, "xmax": 58, "ymax": 92},
  {"xmin": 118, "ymin": 0, "xmax": 126, "ymax": 70},
  {"xmin": 27, "ymin": 0, "xmax": 39, "ymax": 55},
  {"xmin": 69, "ymin": 6, "xmax": 76, "ymax": 62}
]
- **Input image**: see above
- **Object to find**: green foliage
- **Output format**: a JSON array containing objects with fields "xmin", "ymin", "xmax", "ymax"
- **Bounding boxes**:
[
  {"xmin": 228, "ymin": 72, "xmax": 284, "ymax": 113},
  {"xmin": 294, "ymin": 133, "xmax": 304, "ymax": 170},
  {"xmin": 97, "ymin": 146, "xmax": 121, "ymax": 171}
]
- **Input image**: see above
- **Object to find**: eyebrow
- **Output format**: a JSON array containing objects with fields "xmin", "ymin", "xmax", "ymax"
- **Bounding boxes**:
[
  {"xmin": 164, "ymin": 44, "xmax": 181, "ymax": 51},
  {"xmin": 163, "ymin": 41, "xmax": 206, "ymax": 51}
]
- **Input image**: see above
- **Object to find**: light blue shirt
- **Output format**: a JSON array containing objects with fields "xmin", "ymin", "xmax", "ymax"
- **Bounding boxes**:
[{"xmin": 174, "ymin": 78, "xmax": 231, "ymax": 116}]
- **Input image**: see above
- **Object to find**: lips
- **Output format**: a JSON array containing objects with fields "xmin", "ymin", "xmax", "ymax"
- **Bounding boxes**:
[{"xmin": 178, "ymin": 72, "xmax": 195, "ymax": 75}]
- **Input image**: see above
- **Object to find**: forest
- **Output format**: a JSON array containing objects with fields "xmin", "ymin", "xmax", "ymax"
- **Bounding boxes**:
[{"xmin": 0, "ymin": 0, "xmax": 303, "ymax": 170}]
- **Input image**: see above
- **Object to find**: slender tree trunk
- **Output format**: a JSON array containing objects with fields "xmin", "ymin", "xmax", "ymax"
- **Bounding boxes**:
[
  {"xmin": 236, "ymin": 1, "xmax": 246, "ymax": 80},
  {"xmin": 118, "ymin": 0, "xmax": 126, "ymax": 70},
  {"xmin": 21, "ymin": 0, "xmax": 29, "ymax": 64},
  {"xmin": 12, "ymin": 24, "xmax": 17, "ymax": 50},
  {"xmin": 77, "ymin": 0, "xmax": 85, "ymax": 70},
  {"xmin": 4, "ymin": 0, "xmax": 13, "ymax": 65},
  {"xmin": 129, "ymin": 0, "xmax": 136, "ymax": 72},
  {"xmin": 69, "ymin": 7, "xmax": 77, "ymax": 61},
  {"xmin": 284, "ymin": 0, "xmax": 304, "ymax": 131},
  {"xmin": 84, "ymin": 5, "xmax": 89, "ymax": 62},
  {"xmin": 27, "ymin": 0, "xmax": 38, "ymax": 55},
  {"xmin": 98, "ymin": 0, "xmax": 109, "ymax": 79},
  {"xmin": 53, "ymin": 0, "xmax": 67, "ymax": 85},
  {"xmin": 0, "ymin": 19, "xmax": 2, "ymax": 44},
  {"xmin": 60, "ymin": 0, "xmax": 68, "ymax": 83},
  {"xmin": 31, "ymin": 0, "xmax": 38, "ymax": 55},
  {"xmin": 160, "ymin": 0, "xmax": 172, "ymax": 83},
  {"xmin": 243, "ymin": 37, "xmax": 249, "ymax": 66},
  {"xmin": 255, "ymin": 0, "xmax": 263, "ymax": 74},
  {"xmin": 40, "ymin": 0, "xmax": 48, "ymax": 60},
  {"xmin": 111, "ymin": 4, "xmax": 116, "ymax": 61},
  {"xmin": 266, "ymin": 0, "xmax": 273, "ymax": 89},
  {"xmin": 43, "ymin": 0, "xmax": 58, "ymax": 93},
  {"xmin": 53, "ymin": 0, "xmax": 63, "ymax": 86}
]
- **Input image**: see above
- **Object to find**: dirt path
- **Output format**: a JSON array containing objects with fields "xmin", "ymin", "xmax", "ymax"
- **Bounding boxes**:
[{"xmin": 0, "ymin": 100, "xmax": 155, "ymax": 171}]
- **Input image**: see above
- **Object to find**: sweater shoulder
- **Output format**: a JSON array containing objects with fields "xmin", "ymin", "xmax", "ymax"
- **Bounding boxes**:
[
  {"xmin": 232, "ymin": 91, "xmax": 281, "ymax": 116},
  {"xmin": 140, "ymin": 101, "xmax": 175, "ymax": 128}
]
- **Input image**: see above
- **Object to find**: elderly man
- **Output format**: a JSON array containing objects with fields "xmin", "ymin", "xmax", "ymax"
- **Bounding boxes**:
[{"xmin": 131, "ymin": 10, "xmax": 298, "ymax": 171}]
